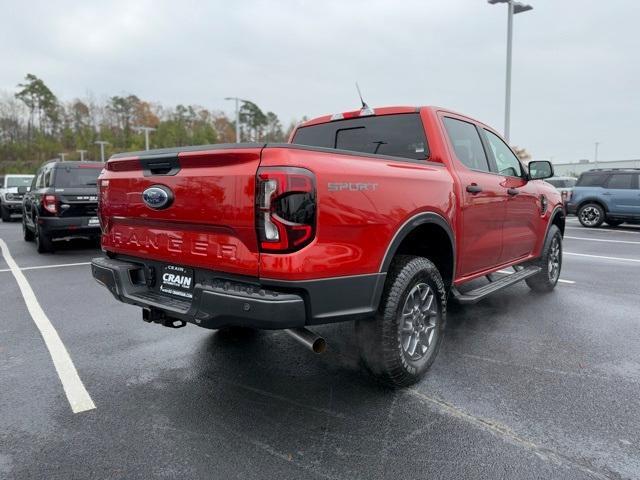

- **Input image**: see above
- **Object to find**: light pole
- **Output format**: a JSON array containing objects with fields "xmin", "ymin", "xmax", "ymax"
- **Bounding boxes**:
[
  {"xmin": 58, "ymin": 153, "xmax": 67, "ymax": 162},
  {"xmin": 134, "ymin": 126, "xmax": 156, "ymax": 151},
  {"xmin": 95, "ymin": 141, "xmax": 109, "ymax": 163},
  {"xmin": 77, "ymin": 149, "xmax": 87, "ymax": 161},
  {"xmin": 594, "ymin": 141, "xmax": 600, "ymax": 167},
  {"xmin": 224, "ymin": 97, "xmax": 248, "ymax": 143},
  {"xmin": 488, "ymin": 0, "xmax": 533, "ymax": 143}
]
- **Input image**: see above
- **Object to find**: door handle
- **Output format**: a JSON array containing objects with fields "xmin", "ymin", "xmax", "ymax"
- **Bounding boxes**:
[
  {"xmin": 507, "ymin": 188, "xmax": 520, "ymax": 196},
  {"xmin": 602, "ymin": 192, "xmax": 612, "ymax": 195},
  {"xmin": 466, "ymin": 184, "xmax": 482, "ymax": 194}
]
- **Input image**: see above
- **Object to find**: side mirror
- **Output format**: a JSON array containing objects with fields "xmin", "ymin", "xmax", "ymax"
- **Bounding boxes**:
[
  {"xmin": 528, "ymin": 160, "xmax": 554, "ymax": 180},
  {"xmin": 17, "ymin": 186, "xmax": 29, "ymax": 195}
]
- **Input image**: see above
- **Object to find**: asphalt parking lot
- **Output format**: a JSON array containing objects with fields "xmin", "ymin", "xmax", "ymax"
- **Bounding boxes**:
[{"xmin": 1, "ymin": 217, "xmax": 639, "ymax": 480}]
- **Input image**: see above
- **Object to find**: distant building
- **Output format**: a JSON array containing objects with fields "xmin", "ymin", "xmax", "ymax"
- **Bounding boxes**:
[{"xmin": 551, "ymin": 159, "xmax": 640, "ymax": 177}]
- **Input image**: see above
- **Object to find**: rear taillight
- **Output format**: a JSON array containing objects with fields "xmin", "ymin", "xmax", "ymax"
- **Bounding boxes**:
[
  {"xmin": 98, "ymin": 179, "xmax": 109, "ymax": 233},
  {"xmin": 256, "ymin": 167, "xmax": 316, "ymax": 252},
  {"xmin": 563, "ymin": 190, "xmax": 572, "ymax": 202},
  {"xmin": 43, "ymin": 194, "xmax": 58, "ymax": 214}
]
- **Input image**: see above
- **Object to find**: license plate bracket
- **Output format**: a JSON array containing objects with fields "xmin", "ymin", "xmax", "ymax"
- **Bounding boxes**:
[{"xmin": 159, "ymin": 265, "xmax": 195, "ymax": 299}]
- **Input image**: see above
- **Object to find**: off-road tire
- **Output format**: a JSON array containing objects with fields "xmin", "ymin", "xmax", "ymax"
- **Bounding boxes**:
[
  {"xmin": 526, "ymin": 225, "xmax": 562, "ymax": 292},
  {"xmin": 356, "ymin": 255, "xmax": 447, "ymax": 388},
  {"xmin": 35, "ymin": 221, "xmax": 53, "ymax": 254},
  {"xmin": 1, "ymin": 205, "xmax": 10, "ymax": 222},
  {"xmin": 578, "ymin": 203, "xmax": 605, "ymax": 228}
]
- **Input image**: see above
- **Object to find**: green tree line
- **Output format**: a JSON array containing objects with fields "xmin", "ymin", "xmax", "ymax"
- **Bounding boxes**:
[{"xmin": 0, "ymin": 74, "xmax": 300, "ymax": 174}]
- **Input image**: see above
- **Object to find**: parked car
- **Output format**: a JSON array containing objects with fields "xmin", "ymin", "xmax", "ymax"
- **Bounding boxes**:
[
  {"xmin": 566, "ymin": 168, "xmax": 640, "ymax": 227},
  {"xmin": 22, "ymin": 161, "xmax": 103, "ymax": 253},
  {"xmin": 0, "ymin": 174, "xmax": 35, "ymax": 221},
  {"xmin": 91, "ymin": 105, "xmax": 562, "ymax": 387},
  {"xmin": 545, "ymin": 176, "xmax": 577, "ymax": 204}
]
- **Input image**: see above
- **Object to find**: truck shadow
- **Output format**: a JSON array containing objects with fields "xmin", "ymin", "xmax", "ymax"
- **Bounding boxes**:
[{"xmin": 113, "ymin": 285, "xmax": 557, "ymax": 478}]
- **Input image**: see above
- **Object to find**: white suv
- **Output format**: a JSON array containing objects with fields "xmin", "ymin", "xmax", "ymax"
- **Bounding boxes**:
[{"xmin": 0, "ymin": 174, "xmax": 35, "ymax": 222}]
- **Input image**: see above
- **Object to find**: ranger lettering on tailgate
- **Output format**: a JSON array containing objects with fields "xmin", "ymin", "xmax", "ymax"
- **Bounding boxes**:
[{"xmin": 110, "ymin": 229, "xmax": 237, "ymax": 259}]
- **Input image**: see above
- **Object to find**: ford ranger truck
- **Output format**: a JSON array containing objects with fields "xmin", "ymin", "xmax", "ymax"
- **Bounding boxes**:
[{"xmin": 91, "ymin": 106, "xmax": 563, "ymax": 387}]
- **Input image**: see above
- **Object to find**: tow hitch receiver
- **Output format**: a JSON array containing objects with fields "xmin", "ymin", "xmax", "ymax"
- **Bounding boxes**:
[{"xmin": 142, "ymin": 307, "xmax": 186, "ymax": 328}]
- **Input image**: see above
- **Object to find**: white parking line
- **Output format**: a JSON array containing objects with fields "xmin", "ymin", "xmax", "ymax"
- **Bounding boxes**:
[
  {"xmin": 496, "ymin": 270, "xmax": 575, "ymax": 284},
  {"xmin": 0, "ymin": 262, "xmax": 91, "ymax": 273},
  {"xmin": 565, "ymin": 226, "xmax": 640, "ymax": 235},
  {"xmin": 565, "ymin": 236, "xmax": 640, "ymax": 245},
  {"xmin": 0, "ymin": 261, "xmax": 90, "ymax": 274},
  {"xmin": 565, "ymin": 251, "xmax": 640, "ymax": 264},
  {"xmin": 0, "ymin": 239, "xmax": 95, "ymax": 414}
]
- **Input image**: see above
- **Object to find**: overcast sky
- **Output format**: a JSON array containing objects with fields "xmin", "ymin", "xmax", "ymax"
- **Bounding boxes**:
[{"xmin": 2, "ymin": 0, "xmax": 639, "ymax": 163}]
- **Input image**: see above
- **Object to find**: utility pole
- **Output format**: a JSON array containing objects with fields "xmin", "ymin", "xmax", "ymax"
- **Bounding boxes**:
[
  {"xmin": 594, "ymin": 141, "xmax": 600, "ymax": 168},
  {"xmin": 488, "ymin": 0, "xmax": 533, "ymax": 143},
  {"xmin": 134, "ymin": 126, "xmax": 156, "ymax": 151},
  {"xmin": 95, "ymin": 141, "xmax": 109, "ymax": 163},
  {"xmin": 58, "ymin": 153, "xmax": 67, "ymax": 162},
  {"xmin": 225, "ymin": 97, "xmax": 247, "ymax": 143},
  {"xmin": 77, "ymin": 149, "xmax": 87, "ymax": 161}
]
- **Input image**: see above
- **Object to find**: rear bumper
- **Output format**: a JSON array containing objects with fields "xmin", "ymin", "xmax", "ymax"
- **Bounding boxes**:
[
  {"xmin": 91, "ymin": 256, "xmax": 385, "ymax": 330},
  {"xmin": 39, "ymin": 216, "xmax": 101, "ymax": 238},
  {"xmin": 565, "ymin": 202, "xmax": 577, "ymax": 215}
]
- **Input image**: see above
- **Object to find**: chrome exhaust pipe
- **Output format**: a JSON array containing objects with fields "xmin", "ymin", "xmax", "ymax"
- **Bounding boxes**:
[{"xmin": 285, "ymin": 328, "xmax": 327, "ymax": 354}]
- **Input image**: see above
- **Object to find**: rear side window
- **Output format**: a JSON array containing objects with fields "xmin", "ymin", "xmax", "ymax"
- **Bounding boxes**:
[
  {"xmin": 292, "ymin": 113, "xmax": 429, "ymax": 161},
  {"xmin": 53, "ymin": 166, "xmax": 101, "ymax": 188},
  {"xmin": 576, "ymin": 173, "xmax": 609, "ymax": 187},
  {"xmin": 442, "ymin": 117, "xmax": 490, "ymax": 172},
  {"xmin": 605, "ymin": 173, "xmax": 636, "ymax": 189}
]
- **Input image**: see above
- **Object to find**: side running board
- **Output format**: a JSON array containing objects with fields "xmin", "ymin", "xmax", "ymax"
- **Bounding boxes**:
[{"xmin": 450, "ymin": 266, "xmax": 541, "ymax": 305}]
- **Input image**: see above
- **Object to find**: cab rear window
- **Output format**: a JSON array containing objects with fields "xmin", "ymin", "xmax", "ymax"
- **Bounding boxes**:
[
  {"xmin": 53, "ymin": 166, "xmax": 102, "ymax": 188},
  {"xmin": 292, "ymin": 113, "xmax": 429, "ymax": 161}
]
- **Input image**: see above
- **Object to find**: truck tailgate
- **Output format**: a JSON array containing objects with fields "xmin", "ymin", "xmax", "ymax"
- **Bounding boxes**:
[{"xmin": 99, "ymin": 146, "xmax": 262, "ymax": 277}]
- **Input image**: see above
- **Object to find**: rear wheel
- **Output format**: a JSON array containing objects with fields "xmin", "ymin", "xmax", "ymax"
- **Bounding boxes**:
[
  {"xmin": 356, "ymin": 255, "xmax": 446, "ymax": 388},
  {"xmin": 22, "ymin": 216, "xmax": 34, "ymax": 241},
  {"xmin": 1, "ymin": 205, "xmax": 11, "ymax": 222},
  {"xmin": 605, "ymin": 219, "xmax": 623, "ymax": 227},
  {"xmin": 526, "ymin": 225, "xmax": 562, "ymax": 292},
  {"xmin": 578, "ymin": 203, "xmax": 605, "ymax": 228},
  {"xmin": 35, "ymin": 221, "xmax": 53, "ymax": 253}
]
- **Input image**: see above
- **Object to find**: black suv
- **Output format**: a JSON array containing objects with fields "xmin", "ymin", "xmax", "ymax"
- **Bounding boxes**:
[{"xmin": 22, "ymin": 161, "xmax": 103, "ymax": 253}]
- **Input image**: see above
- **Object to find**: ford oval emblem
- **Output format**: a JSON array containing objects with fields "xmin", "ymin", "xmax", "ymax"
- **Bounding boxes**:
[{"xmin": 142, "ymin": 185, "xmax": 173, "ymax": 210}]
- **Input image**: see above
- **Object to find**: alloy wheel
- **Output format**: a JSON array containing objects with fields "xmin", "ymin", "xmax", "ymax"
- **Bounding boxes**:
[
  {"xmin": 548, "ymin": 236, "xmax": 561, "ymax": 282},
  {"xmin": 400, "ymin": 282, "xmax": 439, "ymax": 361},
  {"xmin": 579, "ymin": 206, "xmax": 601, "ymax": 226}
]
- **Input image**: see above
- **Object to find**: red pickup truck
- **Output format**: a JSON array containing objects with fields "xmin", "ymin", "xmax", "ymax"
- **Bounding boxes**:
[{"xmin": 92, "ymin": 105, "xmax": 563, "ymax": 386}]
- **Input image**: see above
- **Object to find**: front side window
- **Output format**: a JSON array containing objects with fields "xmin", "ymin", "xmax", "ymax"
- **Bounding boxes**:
[
  {"xmin": 292, "ymin": 113, "xmax": 429, "ymax": 161},
  {"xmin": 605, "ymin": 173, "xmax": 635, "ymax": 190},
  {"xmin": 442, "ymin": 117, "xmax": 490, "ymax": 172},
  {"xmin": 483, "ymin": 129, "xmax": 523, "ymax": 177}
]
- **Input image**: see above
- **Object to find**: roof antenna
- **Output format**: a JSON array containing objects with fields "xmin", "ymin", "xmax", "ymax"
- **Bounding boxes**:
[{"xmin": 355, "ymin": 82, "xmax": 374, "ymax": 116}]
